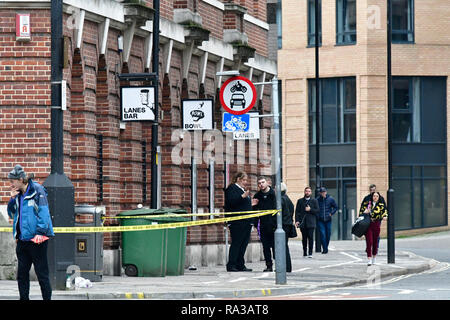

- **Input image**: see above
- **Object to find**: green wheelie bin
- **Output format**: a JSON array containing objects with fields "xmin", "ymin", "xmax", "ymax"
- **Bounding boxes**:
[
  {"xmin": 118, "ymin": 208, "xmax": 188, "ymax": 277},
  {"xmin": 166, "ymin": 217, "xmax": 188, "ymax": 276}
]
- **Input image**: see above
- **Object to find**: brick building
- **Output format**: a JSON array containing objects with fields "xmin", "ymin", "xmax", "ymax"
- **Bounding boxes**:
[
  {"xmin": 279, "ymin": 0, "xmax": 450, "ymax": 239},
  {"xmin": 0, "ymin": 0, "xmax": 276, "ymax": 272}
]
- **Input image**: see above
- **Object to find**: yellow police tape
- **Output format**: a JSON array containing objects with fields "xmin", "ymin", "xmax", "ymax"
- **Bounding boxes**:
[
  {"xmin": 102, "ymin": 210, "xmax": 267, "ymax": 220},
  {"xmin": 0, "ymin": 209, "xmax": 279, "ymax": 234}
]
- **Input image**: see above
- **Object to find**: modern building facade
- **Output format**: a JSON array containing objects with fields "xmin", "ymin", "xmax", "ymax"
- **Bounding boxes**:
[
  {"xmin": 279, "ymin": 0, "xmax": 450, "ymax": 239},
  {"xmin": 0, "ymin": 0, "xmax": 277, "ymax": 274}
]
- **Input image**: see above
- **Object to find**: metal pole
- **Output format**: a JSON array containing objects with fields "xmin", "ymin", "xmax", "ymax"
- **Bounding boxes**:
[
  {"xmin": 272, "ymin": 77, "xmax": 286, "ymax": 285},
  {"xmin": 209, "ymin": 159, "xmax": 215, "ymax": 219},
  {"xmin": 314, "ymin": 0, "xmax": 322, "ymax": 253},
  {"xmin": 44, "ymin": 0, "xmax": 75, "ymax": 290},
  {"xmin": 191, "ymin": 156, "xmax": 197, "ymax": 220},
  {"xmin": 387, "ymin": 0, "xmax": 395, "ymax": 264},
  {"xmin": 151, "ymin": 0, "xmax": 160, "ymax": 209}
]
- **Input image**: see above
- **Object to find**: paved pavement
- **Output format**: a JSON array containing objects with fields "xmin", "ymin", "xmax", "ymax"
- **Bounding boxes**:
[{"xmin": 0, "ymin": 239, "xmax": 439, "ymax": 300}]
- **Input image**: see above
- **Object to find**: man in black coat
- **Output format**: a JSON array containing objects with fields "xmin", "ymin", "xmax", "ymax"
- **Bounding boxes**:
[
  {"xmin": 252, "ymin": 177, "xmax": 277, "ymax": 272},
  {"xmin": 281, "ymin": 183, "xmax": 295, "ymax": 272},
  {"xmin": 295, "ymin": 186, "xmax": 319, "ymax": 257},
  {"xmin": 225, "ymin": 172, "xmax": 254, "ymax": 272}
]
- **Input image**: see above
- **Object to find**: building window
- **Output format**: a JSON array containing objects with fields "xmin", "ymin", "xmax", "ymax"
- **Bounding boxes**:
[
  {"xmin": 392, "ymin": 77, "xmax": 420, "ymax": 142},
  {"xmin": 276, "ymin": 0, "xmax": 282, "ymax": 49},
  {"xmin": 393, "ymin": 166, "xmax": 447, "ymax": 230},
  {"xmin": 308, "ymin": 0, "xmax": 322, "ymax": 46},
  {"xmin": 336, "ymin": 0, "xmax": 356, "ymax": 44},
  {"xmin": 392, "ymin": 0, "xmax": 414, "ymax": 43},
  {"xmin": 309, "ymin": 77, "xmax": 356, "ymax": 144},
  {"xmin": 267, "ymin": 1, "xmax": 282, "ymax": 49},
  {"xmin": 392, "ymin": 77, "xmax": 446, "ymax": 143}
]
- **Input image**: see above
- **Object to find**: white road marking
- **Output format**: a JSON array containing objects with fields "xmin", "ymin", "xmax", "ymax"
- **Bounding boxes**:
[
  {"xmin": 398, "ymin": 289, "xmax": 415, "ymax": 295},
  {"xmin": 202, "ymin": 281, "xmax": 220, "ymax": 285},
  {"xmin": 320, "ymin": 251, "xmax": 362, "ymax": 269},
  {"xmin": 292, "ymin": 267, "xmax": 311, "ymax": 273}
]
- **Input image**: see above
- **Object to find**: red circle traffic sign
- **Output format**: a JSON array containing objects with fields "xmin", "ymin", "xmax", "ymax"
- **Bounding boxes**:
[{"xmin": 219, "ymin": 76, "xmax": 257, "ymax": 115}]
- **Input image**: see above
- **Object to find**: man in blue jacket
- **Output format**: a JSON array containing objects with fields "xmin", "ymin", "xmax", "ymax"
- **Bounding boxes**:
[
  {"xmin": 316, "ymin": 187, "xmax": 338, "ymax": 254},
  {"xmin": 7, "ymin": 164, "xmax": 54, "ymax": 300}
]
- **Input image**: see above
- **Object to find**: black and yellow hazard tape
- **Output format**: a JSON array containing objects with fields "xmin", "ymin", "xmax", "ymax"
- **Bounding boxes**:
[
  {"xmin": 0, "ymin": 209, "xmax": 279, "ymax": 234},
  {"xmin": 102, "ymin": 210, "xmax": 266, "ymax": 220}
]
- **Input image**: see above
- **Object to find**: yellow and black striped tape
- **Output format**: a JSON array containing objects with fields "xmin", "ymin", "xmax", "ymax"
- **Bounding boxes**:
[
  {"xmin": 102, "ymin": 210, "xmax": 268, "ymax": 220},
  {"xmin": 0, "ymin": 209, "xmax": 279, "ymax": 234}
]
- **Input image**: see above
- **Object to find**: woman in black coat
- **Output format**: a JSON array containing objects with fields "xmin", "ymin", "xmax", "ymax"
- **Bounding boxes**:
[
  {"xmin": 225, "ymin": 171, "xmax": 254, "ymax": 272},
  {"xmin": 295, "ymin": 187, "xmax": 319, "ymax": 257}
]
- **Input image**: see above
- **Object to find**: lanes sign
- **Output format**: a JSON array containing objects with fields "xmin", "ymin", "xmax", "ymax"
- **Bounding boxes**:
[
  {"xmin": 222, "ymin": 113, "xmax": 250, "ymax": 132},
  {"xmin": 219, "ymin": 76, "xmax": 257, "ymax": 115},
  {"xmin": 233, "ymin": 112, "xmax": 260, "ymax": 140},
  {"xmin": 182, "ymin": 99, "xmax": 214, "ymax": 130},
  {"xmin": 121, "ymin": 86, "xmax": 156, "ymax": 121}
]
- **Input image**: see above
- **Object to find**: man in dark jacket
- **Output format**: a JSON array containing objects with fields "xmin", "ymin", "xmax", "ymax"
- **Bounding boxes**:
[
  {"xmin": 280, "ymin": 183, "xmax": 294, "ymax": 272},
  {"xmin": 316, "ymin": 187, "xmax": 338, "ymax": 254},
  {"xmin": 225, "ymin": 172, "xmax": 254, "ymax": 272},
  {"xmin": 295, "ymin": 186, "xmax": 319, "ymax": 257},
  {"xmin": 252, "ymin": 177, "xmax": 277, "ymax": 272}
]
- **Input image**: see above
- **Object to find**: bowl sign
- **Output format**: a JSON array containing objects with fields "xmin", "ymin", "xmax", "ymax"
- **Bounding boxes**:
[
  {"xmin": 120, "ymin": 86, "xmax": 156, "ymax": 121},
  {"xmin": 219, "ymin": 76, "xmax": 257, "ymax": 115},
  {"xmin": 182, "ymin": 99, "xmax": 214, "ymax": 130}
]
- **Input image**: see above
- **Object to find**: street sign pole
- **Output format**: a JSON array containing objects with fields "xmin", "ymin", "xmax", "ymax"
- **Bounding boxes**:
[
  {"xmin": 217, "ymin": 72, "xmax": 286, "ymax": 284},
  {"xmin": 387, "ymin": 0, "xmax": 395, "ymax": 264},
  {"xmin": 271, "ymin": 77, "xmax": 286, "ymax": 285}
]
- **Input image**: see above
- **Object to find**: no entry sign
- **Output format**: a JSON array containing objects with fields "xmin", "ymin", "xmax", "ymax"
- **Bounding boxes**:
[{"xmin": 219, "ymin": 76, "xmax": 257, "ymax": 115}]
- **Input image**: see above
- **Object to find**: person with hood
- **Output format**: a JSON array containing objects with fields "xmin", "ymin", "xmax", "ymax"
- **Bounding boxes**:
[
  {"xmin": 7, "ymin": 164, "xmax": 54, "ymax": 300},
  {"xmin": 252, "ymin": 177, "xmax": 277, "ymax": 272},
  {"xmin": 316, "ymin": 187, "xmax": 338, "ymax": 254},
  {"xmin": 280, "ymin": 182, "xmax": 294, "ymax": 272},
  {"xmin": 295, "ymin": 186, "xmax": 319, "ymax": 257}
]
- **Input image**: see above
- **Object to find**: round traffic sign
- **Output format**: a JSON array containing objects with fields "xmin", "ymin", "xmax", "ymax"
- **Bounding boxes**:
[{"xmin": 219, "ymin": 76, "xmax": 257, "ymax": 115}]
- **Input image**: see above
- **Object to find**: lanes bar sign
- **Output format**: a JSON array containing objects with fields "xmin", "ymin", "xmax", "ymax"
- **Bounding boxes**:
[{"xmin": 120, "ymin": 86, "xmax": 156, "ymax": 121}]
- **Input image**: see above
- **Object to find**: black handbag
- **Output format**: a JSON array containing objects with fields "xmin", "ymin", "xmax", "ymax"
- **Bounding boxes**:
[
  {"xmin": 351, "ymin": 213, "xmax": 371, "ymax": 237},
  {"xmin": 288, "ymin": 224, "xmax": 297, "ymax": 238}
]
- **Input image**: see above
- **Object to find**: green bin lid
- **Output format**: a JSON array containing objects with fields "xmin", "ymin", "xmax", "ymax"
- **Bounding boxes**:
[
  {"xmin": 117, "ymin": 208, "xmax": 186, "ymax": 216},
  {"xmin": 117, "ymin": 208, "xmax": 189, "ymax": 222}
]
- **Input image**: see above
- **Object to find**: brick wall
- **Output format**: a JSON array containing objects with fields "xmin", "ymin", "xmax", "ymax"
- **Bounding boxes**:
[
  {"xmin": 198, "ymin": 1, "xmax": 224, "ymax": 39},
  {"xmin": 0, "ymin": 0, "xmax": 273, "ymax": 249},
  {"xmin": 0, "ymin": 9, "xmax": 52, "ymax": 192}
]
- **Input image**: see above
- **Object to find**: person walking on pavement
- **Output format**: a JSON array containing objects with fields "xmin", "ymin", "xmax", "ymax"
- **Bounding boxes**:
[
  {"xmin": 295, "ymin": 186, "xmax": 319, "ymax": 258},
  {"xmin": 359, "ymin": 184, "xmax": 385, "ymax": 213},
  {"xmin": 360, "ymin": 192, "xmax": 387, "ymax": 265},
  {"xmin": 280, "ymin": 183, "xmax": 294, "ymax": 272},
  {"xmin": 359, "ymin": 184, "xmax": 386, "ymax": 249},
  {"xmin": 225, "ymin": 171, "xmax": 255, "ymax": 272},
  {"xmin": 7, "ymin": 164, "xmax": 54, "ymax": 300},
  {"xmin": 316, "ymin": 187, "xmax": 338, "ymax": 254},
  {"xmin": 252, "ymin": 177, "xmax": 277, "ymax": 272}
]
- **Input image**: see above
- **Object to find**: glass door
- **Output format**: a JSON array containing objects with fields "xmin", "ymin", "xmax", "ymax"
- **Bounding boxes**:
[{"xmin": 342, "ymin": 181, "xmax": 357, "ymax": 240}]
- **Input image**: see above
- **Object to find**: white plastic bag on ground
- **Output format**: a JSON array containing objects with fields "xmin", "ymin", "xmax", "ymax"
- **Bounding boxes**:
[{"xmin": 74, "ymin": 276, "xmax": 93, "ymax": 288}]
